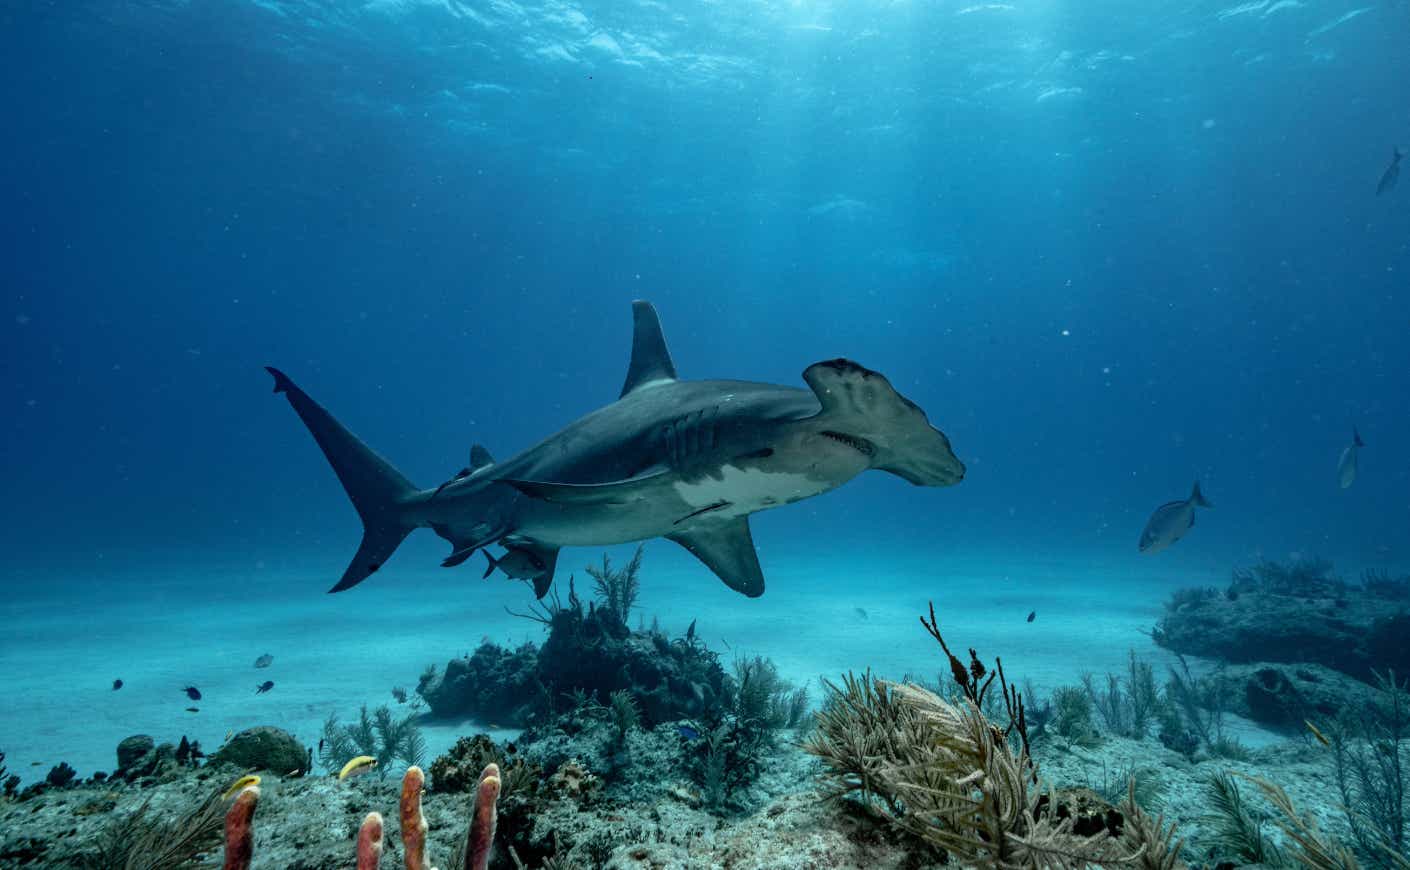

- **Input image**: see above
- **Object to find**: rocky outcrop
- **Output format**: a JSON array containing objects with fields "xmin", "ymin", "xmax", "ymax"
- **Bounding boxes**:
[
  {"xmin": 1154, "ymin": 580, "xmax": 1410, "ymax": 682},
  {"xmin": 211, "ymin": 727, "xmax": 308, "ymax": 775},
  {"xmin": 1212, "ymin": 662, "xmax": 1383, "ymax": 730}
]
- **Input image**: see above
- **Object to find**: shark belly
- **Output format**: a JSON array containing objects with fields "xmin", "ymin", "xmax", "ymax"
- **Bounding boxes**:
[{"xmin": 512, "ymin": 453, "xmax": 867, "ymax": 549}]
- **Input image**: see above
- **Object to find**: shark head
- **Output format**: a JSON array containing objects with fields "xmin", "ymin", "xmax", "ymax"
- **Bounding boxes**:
[{"xmin": 801, "ymin": 358, "xmax": 965, "ymax": 487}]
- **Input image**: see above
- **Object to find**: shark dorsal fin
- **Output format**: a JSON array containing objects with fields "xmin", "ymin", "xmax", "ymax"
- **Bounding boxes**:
[
  {"xmin": 469, "ymin": 445, "xmax": 495, "ymax": 470},
  {"xmin": 620, "ymin": 300, "xmax": 677, "ymax": 398}
]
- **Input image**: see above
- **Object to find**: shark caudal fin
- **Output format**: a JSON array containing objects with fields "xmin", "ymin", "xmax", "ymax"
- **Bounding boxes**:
[{"xmin": 265, "ymin": 367, "xmax": 419, "ymax": 593}]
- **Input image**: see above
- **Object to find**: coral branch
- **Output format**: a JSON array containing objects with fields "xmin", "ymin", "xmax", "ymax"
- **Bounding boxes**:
[
  {"xmin": 357, "ymin": 812, "xmax": 385, "ymax": 870},
  {"xmin": 465, "ymin": 763, "xmax": 502, "ymax": 870},
  {"xmin": 222, "ymin": 785, "xmax": 259, "ymax": 870},
  {"xmin": 402, "ymin": 766, "xmax": 430, "ymax": 870}
]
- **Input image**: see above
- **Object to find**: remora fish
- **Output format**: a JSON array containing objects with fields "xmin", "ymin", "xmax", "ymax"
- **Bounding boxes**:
[
  {"xmin": 1337, "ymin": 427, "xmax": 1364, "ymax": 489},
  {"xmin": 1138, "ymin": 482, "xmax": 1212, "ymax": 554},
  {"xmin": 267, "ymin": 301, "xmax": 965, "ymax": 598},
  {"xmin": 1377, "ymin": 147, "xmax": 1403, "ymax": 196}
]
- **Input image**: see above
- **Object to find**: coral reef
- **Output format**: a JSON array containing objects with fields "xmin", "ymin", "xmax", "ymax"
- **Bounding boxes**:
[
  {"xmin": 421, "ymin": 551, "xmax": 735, "ymax": 734},
  {"xmin": 418, "ymin": 642, "xmax": 540, "ymax": 724}
]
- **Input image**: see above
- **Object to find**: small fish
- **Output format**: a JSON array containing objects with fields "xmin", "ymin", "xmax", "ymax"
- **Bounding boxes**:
[
  {"xmin": 185, "ymin": 706, "xmax": 200, "ymax": 713},
  {"xmin": 254, "ymin": 653, "xmax": 274, "ymax": 669},
  {"xmin": 112, "ymin": 679, "xmax": 123, "ymax": 691},
  {"xmin": 255, "ymin": 681, "xmax": 274, "ymax": 694},
  {"xmin": 1026, "ymin": 611, "xmax": 1036, "ymax": 623},
  {"xmin": 1377, "ymin": 147, "xmax": 1403, "ymax": 196},
  {"xmin": 1306, "ymin": 719, "xmax": 1331, "ymax": 747},
  {"xmin": 338, "ymin": 755, "xmax": 378, "ymax": 780},
  {"xmin": 685, "ymin": 618, "xmax": 697, "ymax": 642},
  {"xmin": 481, "ymin": 547, "xmax": 548, "ymax": 581},
  {"xmin": 1138, "ymin": 482, "xmax": 1212, "ymax": 554},
  {"xmin": 225, "ymin": 730, "xmax": 235, "ymax": 742},
  {"xmin": 183, "ymin": 686, "xmax": 202, "ymax": 701},
  {"xmin": 677, "ymin": 724, "xmax": 701, "ymax": 741},
  {"xmin": 222, "ymin": 774, "xmax": 262, "ymax": 799},
  {"xmin": 318, "ymin": 738, "xmax": 324, "ymax": 754},
  {"xmin": 1337, "ymin": 427, "xmax": 1364, "ymax": 490},
  {"xmin": 854, "ymin": 607, "xmax": 868, "ymax": 620}
]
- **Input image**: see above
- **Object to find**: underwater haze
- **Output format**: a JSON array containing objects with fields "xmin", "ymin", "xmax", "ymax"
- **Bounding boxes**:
[{"xmin": 3, "ymin": 0, "xmax": 1410, "ymax": 867}]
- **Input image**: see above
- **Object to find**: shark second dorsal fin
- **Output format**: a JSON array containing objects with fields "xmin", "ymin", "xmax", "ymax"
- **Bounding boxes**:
[
  {"xmin": 620, "ymin": 300, "xmax": 677, "ymax": 397},
  {"xmin": 469, "ymin": 445, "xmax": 495, "ymax": 470},
  {"xmin": 668, "ymin": 517, "xmax": 765, "ymax": 597}
]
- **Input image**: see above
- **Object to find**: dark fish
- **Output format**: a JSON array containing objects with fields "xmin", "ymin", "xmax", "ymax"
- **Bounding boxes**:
[
  {"xmin": 185, "ymin": 706, "xmax": 200, "ymax": 713},
  {"xmin": 685, "ymin": 618, "xmax": 696, "ymax": 642},
  {"xmin": 1377, "ymin": 147, "xmax": 1403, "ymax": 196},
  {"xmin": 677, "ymin": 724, "xmax": 700, "ymax": 741},
  {"xmin": 1026, "ymin": 611, "xmax": 1036, "ymax": 623},
  {"xmin": 112, "ymin": 679, "xmax": 123, "ymax": 691},
  {"xmin": 254, "ymin": 653, "xmax": 273, "ymax": 669},
  {"xmin": 255, "ymin": 681, "xmax": 274, "ymax": 694},
  {"xmin": 854, "ymin": 607, "xmax": 868, "ymax": 620},
  {"xmin": 183, "ymin": 686, "xmax": 202, "ymax": 701},
  {"xmin": 318, "ymin": 738, "xmax": 325, "ymax": 754},
  {"xmin": 1138, "ymin": 482, "xmax": 1212, "ymax": 554},
  {"xmin": 481, "ymin": 547, "xmax": 547, "ymax": 581}
]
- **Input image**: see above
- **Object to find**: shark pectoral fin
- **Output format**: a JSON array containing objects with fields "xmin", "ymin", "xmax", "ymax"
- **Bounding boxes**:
[
  {"xmin": 503, "ymin": 472, "xmax": 668, "ymax": 506},
  {"xmin": 620, "ymin": 300, "xmax": 678, "ymax": 397},
  {"xmin": 667, "ymin": 518, "xmax": 765, "ymax": 598}
]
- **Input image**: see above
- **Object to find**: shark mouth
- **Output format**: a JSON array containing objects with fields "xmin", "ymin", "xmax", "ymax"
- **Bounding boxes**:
[{"xmin": 821, "ymin": 431, "xmax": 876, "ymax": 458}]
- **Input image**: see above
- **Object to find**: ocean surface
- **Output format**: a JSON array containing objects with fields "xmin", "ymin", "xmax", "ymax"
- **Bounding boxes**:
[{"xmin": 1, "ymin": 0, "xmax": 1408, "ymax": 862}]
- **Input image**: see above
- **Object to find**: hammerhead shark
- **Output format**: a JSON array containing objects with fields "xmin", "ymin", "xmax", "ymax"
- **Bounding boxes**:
[{"xmin": 266, "ymin": 301, "xmax": 964, "ymax": 598}]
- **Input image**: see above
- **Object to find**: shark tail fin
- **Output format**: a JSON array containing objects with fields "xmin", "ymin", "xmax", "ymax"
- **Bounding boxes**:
[
  {"xmin": 1354, "ymin": 427, "xmax": 1365, "ymax": 448},
  {"xmin": 1190, "ymin": 481, "xmax": 1212, "ymax": 508},
  {"xmin": 266, "ymin": 367, "xmax": 419, "ymax": 593},
  {"xmin": 482, "ymin": 550, "xmax": 501, "ymax": 579}
]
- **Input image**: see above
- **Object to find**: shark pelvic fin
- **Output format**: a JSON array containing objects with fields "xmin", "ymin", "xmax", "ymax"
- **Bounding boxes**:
[
  {"xmin": 667, "ymin": 517, "xmax": 765, "ymax": 598},
  {"xmin": 620, "ymin": 300, "xmax": 678, "ymax": 397},
  {"xmin": 439, "ymin": 522, "xmax": 511, "ymax": 568},
  {"xmin": 503, "ymin": 471, "xmax": 669, "ymax": 506}
]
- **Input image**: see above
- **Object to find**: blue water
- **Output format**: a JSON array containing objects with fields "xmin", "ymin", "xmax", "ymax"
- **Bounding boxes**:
[{"xmin": 1, "ymin": 0, "xmax": 1407, "ymax": 801}]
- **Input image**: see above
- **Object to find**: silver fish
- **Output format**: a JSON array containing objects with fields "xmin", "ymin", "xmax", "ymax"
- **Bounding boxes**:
[
  {"xmin": 1337, "ymin": 427, "xmax": 1364, "ymax": 489},
  {"xmin": 254, "ymin": 653, "xmax": 273, "ymax": 669},
  {"xmin": 1138, "ymin": 482, "xmax": 1211, "ymax": 554},
  {"xmin": 1377, "ymin": 148, "xmax": 1402, "ymax": 196}
]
